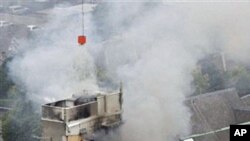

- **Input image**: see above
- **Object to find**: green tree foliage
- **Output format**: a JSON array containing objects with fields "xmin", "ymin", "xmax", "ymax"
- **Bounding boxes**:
[
  {"xmin": 0, "ymin": 61, "xmax": 13, "ymax": 98},
  {"xmin": 192, "ymin": 68, "xmax": 210, "ymax": 95},
  {"xmin": 2, "ymin": 100, "xmax": 41, "ymax": 141},
  {"xmin": 201, "ymin": 61, "xmax": 225, "ymax": 92},
  {"xmin": 193, "ymin": 57, "xmax": 250, "ymax": 96},
  {"xmin": 192, "ymin": 64, "xmax": 225, "ymax": 95},
  {"xmin": 226, "ymin": 66, "xmax": 250, "ymax": 96},
  {"xmin": 236, "ymin": 73, "xmax": 250, "ymax": 96},
  {"xmin": 0, "ymin": 57, "xmax": 41, "ymax": 140}
]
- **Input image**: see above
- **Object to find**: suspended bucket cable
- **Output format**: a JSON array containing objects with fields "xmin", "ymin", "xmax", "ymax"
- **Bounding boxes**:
[{"xmin": 78, "ymin": 0, "xmax": 87, "ymax": 45}]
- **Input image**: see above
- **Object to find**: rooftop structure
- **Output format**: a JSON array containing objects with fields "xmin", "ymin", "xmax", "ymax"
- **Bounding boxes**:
[{"xmin": 41, "ymin": 89, "xmax": 123, "ymax": 141}]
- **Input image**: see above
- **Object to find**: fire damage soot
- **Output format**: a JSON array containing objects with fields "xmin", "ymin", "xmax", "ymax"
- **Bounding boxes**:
[{"xmin": 41, "ymin": 88, "xmax": 123, "ymax": 141}]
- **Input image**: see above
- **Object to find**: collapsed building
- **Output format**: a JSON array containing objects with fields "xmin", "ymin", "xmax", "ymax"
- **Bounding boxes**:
[{"xmin": 41, "ymin": 88, "xmax": 123, "ymax": 141}]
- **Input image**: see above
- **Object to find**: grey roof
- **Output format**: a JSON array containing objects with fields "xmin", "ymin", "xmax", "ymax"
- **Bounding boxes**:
[
  {"xmin": 240, "ymin": 94, "xmax": 250, "ymax": 107},
  {"xmin": 184, "ymin": 88, "xmax": 250, "ymax": 141}
]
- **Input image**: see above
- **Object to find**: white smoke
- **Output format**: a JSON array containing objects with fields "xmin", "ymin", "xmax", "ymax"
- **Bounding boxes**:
[
  {"xmin": 92, "ymin": 3, "xmax": 200, "ymax": 141},
  {"xmin": 7, "ymin": 1, "xmax": 250, "ymax": 141},
  {"xmin": 8, "ymin": 5, "xmax": 98, "ymax": 102},
  {"xmin": 91, "ymin": 2, "xmax": 250, "ymax": 141}
]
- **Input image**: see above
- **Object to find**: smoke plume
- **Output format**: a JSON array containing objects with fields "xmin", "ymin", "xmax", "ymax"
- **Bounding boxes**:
[
  {"xmin": 8, "ymin": 6, "xmax": 98, "ymax": 102},
  {"xmin": 91, "ymin": 2, "xmax": 250, "ymax": 141},
  {"xmin": 7, "ymin": 1, "xmax": 250, "ymax": 141}
]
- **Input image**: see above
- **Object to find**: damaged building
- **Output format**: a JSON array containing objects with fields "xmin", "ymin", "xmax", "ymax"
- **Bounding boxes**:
[{"xmin": 41, "ymin": 89, "xmax": 123, "ymax": 141}]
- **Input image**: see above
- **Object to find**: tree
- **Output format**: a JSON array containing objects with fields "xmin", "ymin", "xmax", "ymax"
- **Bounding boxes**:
[
  {"xmin": 200, "ymin": 58, "xmax": 225, "ymax": 92},
  {"xmin": 2, "ymin": 100, "xmax": 41, "ymax": 141},
  {"xmin": 0, "ymin": 60, "xmax": 13, "ymax": 98},
  {"xmin": 228, "ymin": 66, "xmax": 250, "ymax": 96},
  {"xmin": 192, "ymin": 68, "xmax": 210, "ymax": 95}
]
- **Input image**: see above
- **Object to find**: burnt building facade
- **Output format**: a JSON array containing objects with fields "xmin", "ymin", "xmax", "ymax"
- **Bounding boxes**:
[{"xmin": 42, "ymin": 89, "xmax": 123, "ymax": 141}]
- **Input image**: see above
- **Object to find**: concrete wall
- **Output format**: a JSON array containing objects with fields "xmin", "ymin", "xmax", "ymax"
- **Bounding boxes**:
[
  {"xmin": 105, "ymin": 94, "xmax": 121, "ymax": 114},
  {"xmin": 42, "ymin": 120, "xmax": 65, "ymax": 141}
]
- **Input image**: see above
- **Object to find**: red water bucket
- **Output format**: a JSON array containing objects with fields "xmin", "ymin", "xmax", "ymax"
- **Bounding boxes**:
[{"xmin": 78, "ymin": 35, "xmax": 86, "ymax": 45}]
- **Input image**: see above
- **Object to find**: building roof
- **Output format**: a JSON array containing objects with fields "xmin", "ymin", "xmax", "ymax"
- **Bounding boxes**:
[{"xmin": 184, "ymin": 88, "xmax": 250, "ymax": 141}]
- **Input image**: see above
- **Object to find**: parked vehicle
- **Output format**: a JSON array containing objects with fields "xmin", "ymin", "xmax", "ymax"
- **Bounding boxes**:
[
  {"xmin": 9, "ymin": 5, "xmax": 29, "ymax": 15},
  {"xmin": 0, "ymin": 21, "xmax": 13, "ymax": 27},
  {"xmin": 27, "ymin": 25, "xmax": 39, "ymax": 31}
]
